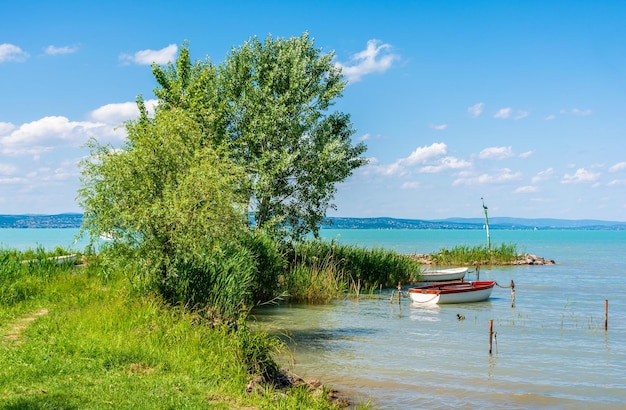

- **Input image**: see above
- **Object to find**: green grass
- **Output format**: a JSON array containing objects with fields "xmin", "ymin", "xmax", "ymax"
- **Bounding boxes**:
[
  {"xmin": 286, "ymin": 240, "xmax": 421, "ymax": 299},
  {"xmin": 0, "ymin": 249, "xmax": 366, "ymax": 409},
  {"xmin": 430, "ymin": 243, "xmax": 519, "ymax": 266}
]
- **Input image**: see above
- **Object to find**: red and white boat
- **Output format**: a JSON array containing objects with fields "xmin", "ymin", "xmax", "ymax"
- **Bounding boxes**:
[{"xmin": 408, "ymin": 281, "xmax": 496, "ymax": 304}]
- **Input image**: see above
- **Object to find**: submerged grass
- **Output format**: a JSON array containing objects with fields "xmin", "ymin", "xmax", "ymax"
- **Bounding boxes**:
[{"xmin": 0, "ymin": 248, "xmax": 363, "ymax": 409}]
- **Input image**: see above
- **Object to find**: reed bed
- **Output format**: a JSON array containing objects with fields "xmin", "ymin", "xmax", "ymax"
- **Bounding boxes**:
[
  {"xmin": 283, "ymin": 240, "xmax": 421, "ymax": 301},
  {"xmin": 430, "ymin": 243, "xmax": 519, "ymax": 266}
]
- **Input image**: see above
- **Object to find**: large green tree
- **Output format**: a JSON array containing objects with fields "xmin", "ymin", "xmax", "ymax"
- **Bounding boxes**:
[
  {"xmin": 78, "ymin": 109, "xmax": 254, "ymax": 318},
  {"xmin": 150, "ymin": 33, "xmax": 367, "ymax": 240}
]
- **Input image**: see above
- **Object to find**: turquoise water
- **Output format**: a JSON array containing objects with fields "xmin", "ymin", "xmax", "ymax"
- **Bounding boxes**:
[
  {"xmin": 3, "ymin": 228, "xmax": 626, "ymax": 408},
  {"xmin": 259, "ymin": 229, "xmax": 626, "ymax": 409},
  {"xmin": 0, "ymin": 228, "xmax": 87, "ymax": 251}
]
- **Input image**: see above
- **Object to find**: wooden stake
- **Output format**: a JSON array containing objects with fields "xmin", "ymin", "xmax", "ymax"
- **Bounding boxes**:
[
  {"xmin": 510, "ymin": 279, "xmax": 515, "ymax": 308},
  {"xmin": 605, "ymin": 299, "xmax": 609, "ymax": 331},
  {"xmin": 397, "ymin": 282, "xmax": 402, "ymax": 304},
  {"xmin": 489, "ymin": 319, "xmax": 494, "ymax": 355}
]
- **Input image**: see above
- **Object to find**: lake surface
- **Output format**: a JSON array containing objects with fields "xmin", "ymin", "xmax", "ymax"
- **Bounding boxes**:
[
  {"xmin": 253, "ymin": 229, "xmax": 626, "ymax": 409},
  {"xmin": 3, "ymin": 228, "xmax": 626, "ymax": 409}
]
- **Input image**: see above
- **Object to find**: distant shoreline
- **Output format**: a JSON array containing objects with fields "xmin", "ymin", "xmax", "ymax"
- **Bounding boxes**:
[{"xmin": 1, "ymin": 214, "xmax": 626, "ymax": 230}]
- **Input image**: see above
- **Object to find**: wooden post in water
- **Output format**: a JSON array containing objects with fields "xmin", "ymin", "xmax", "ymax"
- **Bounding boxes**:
[
  {"xmin": 605, "ymin": 299, "xmax": 609, "ymax": 331},
  {"xmin": 397, "ymin": 282, "xmax": 402, "ymax": 305},
  {"xmin": 510, "ymin": 280, "xmax": 515, "ymax": 308},
  {"xmin": 489, "ymin": 320, "xmax": 494, "ymax": 355}
]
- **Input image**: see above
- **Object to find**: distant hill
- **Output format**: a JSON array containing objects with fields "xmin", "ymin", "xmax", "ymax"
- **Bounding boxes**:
[
  {"xmin": 323, "ymin": 216, "xmax": 626, "ymax": 230},
  {"xmin": 0, "ymin": 213, "xmax": 83, "ymax": 228},
  {"xmin": 1, "ymin": 214, "xmax": 625, "ymax": 230}
]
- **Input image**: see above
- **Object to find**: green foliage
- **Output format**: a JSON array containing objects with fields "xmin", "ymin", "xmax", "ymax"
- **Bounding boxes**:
[
  {"xmin": 160, "ymin": 246, "xmax": 257, "ymax": 322},
  {"xmin": 285, "ymin": 251, "xmax": 347, "ymax": 302},
  {"xmin": 239, "ymin": 230, "xmax": 288, "ymax": 303},
  {"xmin": 284, "ymin": 240, "xmax": 421, "ymax": 300},
  {"xmin": 78, "ymin": 108, "xmax": 252, "ymax": 319},
  {"xmin": 150, "ymin": 33, "xmax": 368, "ymax": 241},
  {"xmin": 431, "ymin": 242, "xmax": 519, "ymax": 265},
  {"xmin": 233, "ymin": 319, "xmax": 284, "ymax": 383},
  {"xmin": 0, "ymin": 247, "xmax": 76, "ymax": 306},
  {"xmin": 0, "ymin": 260, "xmax": 350, "ymax": 409}
]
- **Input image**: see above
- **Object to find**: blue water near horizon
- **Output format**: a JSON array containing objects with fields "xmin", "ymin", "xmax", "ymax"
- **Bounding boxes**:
[{"xmin": 3, "ymin": 228, "xmax": 626, "ymax": 408}]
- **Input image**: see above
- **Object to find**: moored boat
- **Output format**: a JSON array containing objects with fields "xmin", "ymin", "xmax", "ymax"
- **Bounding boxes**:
[
  {"xmin": 419, "ymin": 267, "xmax": 468, "ymax": 282},
  {"xmin": 408, "ymin": 280, "xmax": 496, "ymax": 304}
]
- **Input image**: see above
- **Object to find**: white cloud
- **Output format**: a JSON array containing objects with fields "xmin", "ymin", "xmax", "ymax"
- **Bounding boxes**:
[
  {"xmin": 519, "ymin": 150, "xmax": 534, "ymax": 159},
  {"xmin": 430, "ymin": 124, "xmax": 447, "ymax": 130},
  {"xmin": 89, "ymin": 99, "xmax": 157, "ymax": 125},
  {"xmin": 514, "ymin": 110, "xmax": 528, "ymax": 120},
  {"xmin": 479, "ymin": 146, "xmax": 513, "ymax": 160},
  {"xmin": 404, "ymin": 142, "xmax": 447, "ymax": 165},
  {"xmin": 0, "ymin": 122, "xmax": 15, "ymax": 135},
  {"xmin": 401, "ymin": 181, "xmax": 420, "ymax": 190},
  {"xmin": 609, "ymin": 162, "xmax": 626, "ymax": 172},
  {"xmin": 419, "ymin": 156, "xmax": 471, "ymax": 173},
  {"xmin": 0, "ymin": 115, "xmax": 123, "ymax": 156},
  {"xmin": 561, "ymin": 168, "xmax": 600, "ymax": 184},
  {"xmin": 531, "ymin": 168, "xmax": 554, "ymax": 184},
  {"xmin": 370, "ymin": 142, "xmax": 449, "ymax": 176},
  {"xmin": 608, "ymin": 179, "xmax": 626, "ymax": 186},
  {"xmin": 0, "ymin": 43, "xmax": 29, "ymax": 63},
  {"xmin": 120, "ymin": 44, "xmax": 178, "ymax": 65},
  {"xmin": 494, "ymin": 107, "xmax": 512, "ymax": 119},
  {"xmin": 45, "ymin": 45, "xmax": 78, "ymax": 55},
  {"xmin": 493, "ymin": 107, "xmax": 528, "ymax": 120},
  {"xmin": 513, "ymin": 185, "xmax": 538, "ymax": 193},
  {"xmin": 571, "ymin": 108, "xmax": 592, "ymax": 116},
  {"xmin": 453, "ymin": 168, "xmax": 522, "ymax": 186},
  {"xmin": 0, "ymin": 163, "xmax": 17, "ymax": 175},
  {"xmin": 336, "ymin": 39, "xmax": 399, "ymax": 83},
  {"xmin": 467, "ymin": 103, "xmax": 484, "ymax": 118},
  {"xmin": 545, "ymin": 114, "xmax": 556, "ymax": 121}
]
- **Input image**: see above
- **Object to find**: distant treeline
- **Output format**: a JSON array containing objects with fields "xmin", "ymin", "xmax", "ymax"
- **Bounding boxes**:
[
  {"xmin": 0, "ymin": 214, "xmax": 83, "ymax": 228},
  {"xmin": 1, "ymin": 214, "xmax": 625, "ymax": 230}
]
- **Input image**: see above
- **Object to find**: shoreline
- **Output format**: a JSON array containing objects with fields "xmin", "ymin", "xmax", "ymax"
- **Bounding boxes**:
[{"xmin": 408, "ymin": 252, "xmax": 556, "ymax": 266}]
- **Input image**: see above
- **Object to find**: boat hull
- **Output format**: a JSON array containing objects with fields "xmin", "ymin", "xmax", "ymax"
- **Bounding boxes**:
[
  {"xmin": 420, "ymin": 267, "xmax": 468, "ymax": 282},
  {"xmin": 408, "ymin": 281, "xmax": 495, "ymax": 304}
]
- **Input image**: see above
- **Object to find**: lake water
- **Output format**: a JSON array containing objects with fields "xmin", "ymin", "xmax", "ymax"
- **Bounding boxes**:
[
  {"xmin": 254, "ymin": 229, "xmax": 626, "ymax": 409},
  {"xmin": 3, "ymin": 228, "xmax": 626, "ymax": 409}
]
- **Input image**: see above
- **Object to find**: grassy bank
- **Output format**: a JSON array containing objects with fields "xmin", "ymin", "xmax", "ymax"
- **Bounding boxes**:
[
  {"xmin": 0, "ymin": 248, "xmax": 365, "ymax": 409},
  {"xmin": 411, "ymin": 243, "xmax": 521, "ymax": 266}
]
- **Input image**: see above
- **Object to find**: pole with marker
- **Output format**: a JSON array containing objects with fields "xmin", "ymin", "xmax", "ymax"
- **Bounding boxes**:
[{"xmin": 481, "ymin": 197, "xmax": 491, "ymax": 252}]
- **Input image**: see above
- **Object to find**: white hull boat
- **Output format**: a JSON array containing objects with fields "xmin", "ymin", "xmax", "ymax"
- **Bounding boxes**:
[
  {"xmin": 420, "ymin": 267, "xmax": 468, "ymax": 282},
  {"xmin": 408, "ymin": 281, "xmax": 496, "ymax": 304}
]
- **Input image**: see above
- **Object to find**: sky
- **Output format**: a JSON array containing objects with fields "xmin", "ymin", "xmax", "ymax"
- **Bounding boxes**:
[{"xmin": 1, "ymin": 1, "xmax": 626, "ymax": 221}]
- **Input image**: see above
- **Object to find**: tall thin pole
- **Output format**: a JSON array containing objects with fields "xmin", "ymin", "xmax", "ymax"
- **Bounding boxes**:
[{"xmin": 481, "ymin": 197, "xmax": 491, "ymax": 252}]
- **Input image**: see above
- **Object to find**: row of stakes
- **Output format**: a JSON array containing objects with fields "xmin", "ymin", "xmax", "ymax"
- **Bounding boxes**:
[{"xmin": 385, "ymin": 280, "xmax": 611, "ymax": 355}]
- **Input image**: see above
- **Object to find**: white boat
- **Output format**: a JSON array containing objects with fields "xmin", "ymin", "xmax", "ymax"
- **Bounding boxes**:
[
  {"xmin": 419, "ymin": 267, "xmax": 468, "ymax": 282},
  {"xmin": 408, "ymin": 281, "xmax": 496, "ymax": 304}
]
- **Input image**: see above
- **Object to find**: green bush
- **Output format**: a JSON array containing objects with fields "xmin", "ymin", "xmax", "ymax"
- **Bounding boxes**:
[{"xmin": 240, "ymin": 231, "xmax": 288, "ymax": 304}]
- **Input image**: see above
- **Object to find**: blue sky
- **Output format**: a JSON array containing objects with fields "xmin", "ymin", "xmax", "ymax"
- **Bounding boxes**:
[{"xmin": 1, "ymin": 1, "xmax": 626, "ymax": 221}]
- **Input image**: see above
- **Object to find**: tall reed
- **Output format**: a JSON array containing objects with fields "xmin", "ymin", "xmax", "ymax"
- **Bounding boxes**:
[
  {"xmin": 285, "ymin": 240, "xmax": 421, "ymax": 299},
  {"xmin": 432, "ymin": 242, "xmax": 519, "ymax": 265}
]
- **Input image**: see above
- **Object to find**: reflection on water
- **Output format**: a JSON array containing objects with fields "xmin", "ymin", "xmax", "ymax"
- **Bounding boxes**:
[{"xmin": 252, "ymin": 258, "xmax": 626, "ymax": 409}]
